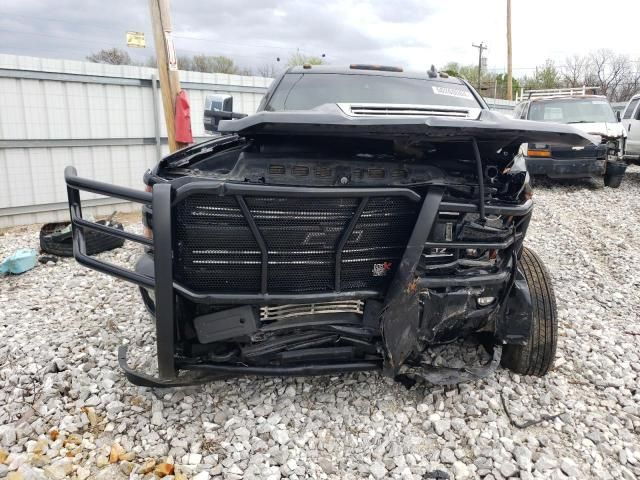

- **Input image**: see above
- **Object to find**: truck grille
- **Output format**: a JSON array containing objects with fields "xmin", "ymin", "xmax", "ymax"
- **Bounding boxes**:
[
  {"xmin": 550, "ymin": 144, "xmax": 604, "ymax": 159},
  {"xmin": 174, "ymin": 192, "xmax": 420, "ymax": 294}
]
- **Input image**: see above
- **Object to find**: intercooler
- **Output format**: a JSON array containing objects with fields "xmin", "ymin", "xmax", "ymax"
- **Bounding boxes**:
[
  {"xmin": 173, "ymin": 191, "xmax": 420, "ymax": 295},
  {"xmin": 260, "ymin": 300, "xmax": 365, "ymax": 321}
]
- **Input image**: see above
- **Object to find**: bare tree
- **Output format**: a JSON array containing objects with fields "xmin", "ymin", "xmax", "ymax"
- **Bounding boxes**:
[
  {"xmin": 562, "ymin": 55, "xmax": 588, "ymax": 87},
  {"xmin": 444, "ymin": 50, "xmax": 640, "ymax": 102},
  {"xmin": 555, "ymin": 51, "xmax": 640, "ymax": 101},
  {"xmin": 256, "ymin": 63, "xmax": 278, "ymax": 78},
  {"xmin": 617, "ymin": 60, "xmax": 640, "ymax": 101},
  {"xmin": 586, "ymin": 50, "xmax": 632, "ymax": 101},
  {"xmin": 86, "ymin": 48, "xmax": 138, "ymax": 65}
]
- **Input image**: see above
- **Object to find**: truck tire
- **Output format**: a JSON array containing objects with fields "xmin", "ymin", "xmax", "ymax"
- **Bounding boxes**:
[
  {"xmin": 603, "ymin": 160, "xmax": 627, "ymax": 188},
  {"xmin": 501, "ymin": 247, "xmax": 557, "ymax": 376},
  {"xmin": 40, "ymin": 221, "xmax": 125, "ymax": 257}
]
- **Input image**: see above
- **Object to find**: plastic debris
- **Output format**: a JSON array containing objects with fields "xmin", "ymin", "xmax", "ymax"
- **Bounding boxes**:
[{"xmin": 0, "ymin": 249, "xmax": 38, "ymax": 275}]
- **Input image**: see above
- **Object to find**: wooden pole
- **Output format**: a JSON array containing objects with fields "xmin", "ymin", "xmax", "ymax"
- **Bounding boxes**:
[
  {"xmin": 149, "ymin": 0, "xmax": 186, "ymax": 152},
  {"xmin": 472, "ymin": 42, "xmax": 486, "ymax": 91},
  {"xmin": 506, "ymin": 0, "xmax": 513, "ymax": 101}
]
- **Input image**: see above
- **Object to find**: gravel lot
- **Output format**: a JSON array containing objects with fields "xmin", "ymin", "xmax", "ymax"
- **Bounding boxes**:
[{"xmin": 1, "ymin": 166, "xmax": 640, "ymax": 480}]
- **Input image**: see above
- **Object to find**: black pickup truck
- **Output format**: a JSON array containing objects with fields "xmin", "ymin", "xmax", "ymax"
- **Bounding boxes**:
[{"xmin": 64, "ymin": 65, "xmax": 594, "ymax": 387}]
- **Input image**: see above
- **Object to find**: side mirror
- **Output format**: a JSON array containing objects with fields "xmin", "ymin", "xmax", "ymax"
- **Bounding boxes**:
[
  {"xmin": 616, "ymin": 110, "xmax": 621, "ymax": 122},
  {"xmin": 203, "ymin": 94, "xmax": 247, "ymax": 133}
]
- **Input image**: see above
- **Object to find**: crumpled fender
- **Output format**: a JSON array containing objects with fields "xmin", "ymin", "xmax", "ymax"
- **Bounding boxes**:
[
  {"xmin": 496, "ymin": 269, "xmax": 533, "ymax": 344},
  {"xmin": 380, "ymin": 188, "xmax": 444, "ymax": 374},
  {"xmin": 419, "ymin": 287, "xmax": 487, "ymax": 343}
]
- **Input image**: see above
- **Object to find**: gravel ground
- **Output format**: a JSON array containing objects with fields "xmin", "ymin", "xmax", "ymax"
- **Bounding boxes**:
[{"xmin": 1, "ymin": 166, "xmax": 640, "ymax": 480}]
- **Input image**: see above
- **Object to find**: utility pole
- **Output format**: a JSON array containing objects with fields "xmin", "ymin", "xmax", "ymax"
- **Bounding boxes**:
[
  {"xmin": 472, "ymin": 42, "xmax": 487, "ymax": 91},
  {"xmin": 149, "ymin": 0, "xmax": 186, "ymax": 152},
  {"xmin": 506, "ymin": 0, "xmax": 513, "ymax": 100}
]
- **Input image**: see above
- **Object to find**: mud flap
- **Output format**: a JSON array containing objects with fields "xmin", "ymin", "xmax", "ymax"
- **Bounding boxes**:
[{"xmin": 380, "ymin": 187, "xmax": 444, "ymax": 375}]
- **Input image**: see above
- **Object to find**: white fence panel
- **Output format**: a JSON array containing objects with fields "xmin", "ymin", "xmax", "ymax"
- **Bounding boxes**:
[
  {"xmin": 0, "ymin": 54, "xmax": 272, "ymax": 228},
  {"xmin": 0, "ymin": 54, "xmax": 516, "ymax": 228}
]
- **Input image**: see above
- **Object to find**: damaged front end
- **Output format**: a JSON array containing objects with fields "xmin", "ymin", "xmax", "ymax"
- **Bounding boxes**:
[{"xmin": 64, "ymin": 109, "xmax": 594, "ymax": 387}]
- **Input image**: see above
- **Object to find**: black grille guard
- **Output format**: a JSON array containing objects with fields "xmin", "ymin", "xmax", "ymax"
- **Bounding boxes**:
[{"xmin": 64, "ymin": 160, "xmax": 533, "ymax": 387}]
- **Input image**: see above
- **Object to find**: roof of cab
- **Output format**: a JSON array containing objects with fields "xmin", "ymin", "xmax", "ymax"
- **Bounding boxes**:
[{"xmin": 286, "ymin": 64, "xmax": 466, "ymax": 84}]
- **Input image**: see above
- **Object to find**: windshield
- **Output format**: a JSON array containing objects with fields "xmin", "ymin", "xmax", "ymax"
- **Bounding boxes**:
[
  {"xmin": 527, "ymin": 98, "xmax": 616, "ymax": 124},
  {"xmin": 264, "ymin": 73, "xmax": 482, "ymax": 111}
]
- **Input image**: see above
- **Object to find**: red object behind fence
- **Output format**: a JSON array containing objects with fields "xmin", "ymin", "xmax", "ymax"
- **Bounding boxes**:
[{"xmin": 175, "ymin": 90, "xmax": 193, "ymax": 144}]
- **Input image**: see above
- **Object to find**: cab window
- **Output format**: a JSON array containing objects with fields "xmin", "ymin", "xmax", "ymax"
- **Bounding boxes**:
[{"xmin": 623, "ymin": 98, "xmax": 640, "ymax": 120}]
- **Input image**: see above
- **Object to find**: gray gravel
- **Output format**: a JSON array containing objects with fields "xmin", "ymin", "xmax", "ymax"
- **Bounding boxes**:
[{"xmin": 1, "ymin": 166, "xmax": 640, "ymax": 479}]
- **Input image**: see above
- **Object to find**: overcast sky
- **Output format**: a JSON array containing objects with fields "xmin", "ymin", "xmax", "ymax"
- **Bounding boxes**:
[{"xmin": 1, "ymin": 0, "xmax": 640, "ymax": 76}]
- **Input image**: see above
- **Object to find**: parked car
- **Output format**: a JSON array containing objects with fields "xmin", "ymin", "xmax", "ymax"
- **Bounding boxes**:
[
  {"xmin": 64, "ymin": 65, "xmax": 595, "ymax": 387},
  {"xmin": 621, "ymin": 93, "xmax": 640, "ymax": 160},
  {"xmin": 514, "ymin": 88, "xmax": 627, "ymax": 187}
]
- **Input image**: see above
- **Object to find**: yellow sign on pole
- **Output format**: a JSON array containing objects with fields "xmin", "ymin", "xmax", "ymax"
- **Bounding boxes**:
[{"xmin": 126, "ymin": 31, "xmax": 146, "ymax": 48}]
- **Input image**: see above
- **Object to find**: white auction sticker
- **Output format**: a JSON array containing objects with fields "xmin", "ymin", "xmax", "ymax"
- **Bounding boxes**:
[{"xmin": 432, "ymin": 85, "xmax": 473, "ymax": 99}]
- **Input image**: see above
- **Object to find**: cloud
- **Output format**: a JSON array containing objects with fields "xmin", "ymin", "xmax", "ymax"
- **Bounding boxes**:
[
  {"xmin": 368, "ymin": 0, "xmax": 437, "ymax": 23},
  {"xmin": 1, "ymin": 0, "xmax": 639, "ymax": 77},
  {"xmin": 0, "ymin": 0, "xmax": 437, "ymax": 70}
]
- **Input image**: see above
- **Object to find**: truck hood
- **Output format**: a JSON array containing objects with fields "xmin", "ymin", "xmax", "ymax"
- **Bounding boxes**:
[
  {"xmin": 566, "ymin": 121, "xmax": 626, "ymax": 139},
  {"xmin": 218, "ymin": 105, "xmax": 598, "ymax": 149}
]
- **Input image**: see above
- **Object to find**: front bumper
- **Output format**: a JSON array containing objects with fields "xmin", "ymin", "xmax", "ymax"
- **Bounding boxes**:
[
  {"xmin": 525, "ymin": 156, "xmax": 606, "ymax": 179},
  {"xmin": 65, "ymin": 165, "xmax": 532, "ymax": 387}
]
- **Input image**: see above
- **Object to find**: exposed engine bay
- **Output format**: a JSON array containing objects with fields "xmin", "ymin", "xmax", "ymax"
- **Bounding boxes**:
[
  {"xmin": 136, "ymin": 128, "xmax": 534, "ymax": 382},
  {"xmin": 65, "ymin": 102, "xmax": 594, "ymax": 387}
]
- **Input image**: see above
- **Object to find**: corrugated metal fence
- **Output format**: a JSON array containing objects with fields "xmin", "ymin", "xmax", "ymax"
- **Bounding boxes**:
[
  {"xmin": 0, "ymin": 54, "xmax": 516, "ymax": 228},
  {"xmin": 0, "ymin": 54, "xmax": 272, "ymax": 227}
]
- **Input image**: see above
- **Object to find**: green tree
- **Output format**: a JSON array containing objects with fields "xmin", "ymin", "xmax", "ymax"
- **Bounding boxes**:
[
  {"xmin": 287, "ymin": 52, "xmax": 325, "ymax": 67},
  {"xmin": 522, "ymin": 59, "xmax": 561, "ymax": 90},
  {"xmin": 441, "ymin": 62, "xmax": 491, "ymax": 89},
  {"xmin": 442, "ymin": 62, "xmax": 461, "ymax": 77},
  {"xmin": 144, "ymin": 53, "xmax": 247, "ymax": 74},
  {"xmin": 176, "ymin": 55, "xmax": 193, "ymax": 71},
  {"xmin": 491, "ymin": 73, "xmax": 521, "ymax": 99},
  {"xmin": 189, "ymin": 55, "xmax": 242, "ymax": 74}
]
